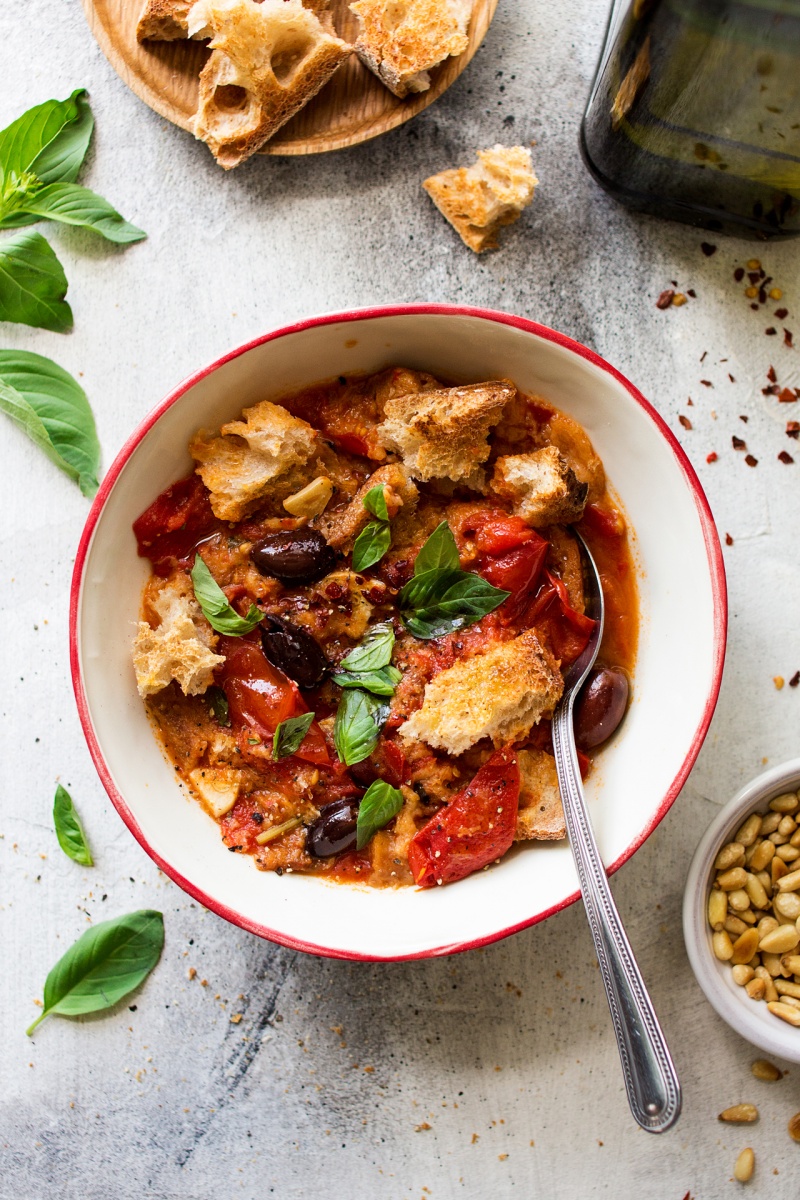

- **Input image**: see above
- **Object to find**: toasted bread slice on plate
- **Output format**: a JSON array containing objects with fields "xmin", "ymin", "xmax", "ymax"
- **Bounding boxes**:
[
  {"xmin": 423, "ymin": 144, "xmax": 537, "ymax": 252},
  {"xmin": 349, "ymin": 0, "xmax": 472, "ymax": 97}
]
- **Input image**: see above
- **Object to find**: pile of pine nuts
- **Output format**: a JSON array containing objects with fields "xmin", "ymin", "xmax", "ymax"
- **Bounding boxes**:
[{"xmin": 708, "ymin": 789, "xmax": 800, "ymax": 1028}]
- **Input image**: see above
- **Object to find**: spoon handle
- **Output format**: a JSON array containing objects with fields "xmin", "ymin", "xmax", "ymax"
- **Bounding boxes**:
[{"xmin": 552, "ymin": 703, "xmax": 682, "ymax": 1133}]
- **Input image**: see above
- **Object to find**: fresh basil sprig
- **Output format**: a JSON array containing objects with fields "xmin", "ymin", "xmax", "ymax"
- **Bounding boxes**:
[
  {"xmin": 399, "ymin": 522, "xmax": 509, "ymax": 640},
  {"xmin": 352, "ymin": 484, "xmax": 392, "ymax": 573},
  {"xmin": 0, "ymin": 229, "xmax": 71, "ymax": 331},
  {"xmin": 26, "ymin": 909, "xmax": 164, "ymax": 1037},
  {"xmin": 0, "ymin": 349, "xmax": 100, "ymax": 495},
  {"xmin": 273, "ymin": 712, "xmax": 315, "ymax": 761},
  {"xmin": 356, "ymin": 780, "xmax": 405, "ymax": 850},
  {"xmin": 332, "ymin": 665, "xmax": 402, "ymax": 696},
  {"xmin": 190, "ymin": 555, "xmax": 262, "ymax": 635},
  {"xmin": 339, "ymin": 622, "xmax": 395, "ymax": 672},
  {"xmin": 333, "ymin": 688, "xmax": 389, "ymax": 766},
  {"xmin": 53, "ymin": 784, "xmax": 93, "ymax": 866}
]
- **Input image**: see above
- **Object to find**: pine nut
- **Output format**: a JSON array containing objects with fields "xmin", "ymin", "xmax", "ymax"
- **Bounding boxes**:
[
  {"xmin": 725, "ymin": 915, "xmax": 749, "ymax": 936},
  {"xmin": 777, "ymin": 868, "xmax": 800, "ymax": 892},
  {"xmin": 769, "ymin": 832, "xmax": 789, "ymax": 846},
  {"xmin": 768, "ymin": 1001, "xmax": 800, "ymax": 1026},
  {"xmin": 738, "ymin": 908, "xmax": 757, "ymax": 925},
  {"xmin": 736, "ymin": 813, "xmax": 763, "ymax": 846},
  {"xmin": 759, "ymin": 925, "xmax": 800, "ymax": 954},
  {"xmin": 774, "ymin": 892, "xmax": 800, "ymax": 921},
  {"xmin": 282, "ymin": 476, "xmax": 334, "ymax": 518},
  {"xmin": 750, "ymin": 840, "xmax": 775, "ymax": 870},
  {"xmin": 713, "ymin": 930, "xmax": 734, "ymax": 960},
  {"xmin": 791, "ymin": 829, "xmax": 800, "ymax": 848},
  {"xmin": 769, "ymin": 792, "xmax": 799, "ymax": 814},
  {"xmin": 716, "ymin": 842, "xmax": 746, "ymax": 870},
  {"xmin": 754, "ymin": 869, "xmax": 772, "ymax": 896},
  {"xmin": 718, "ymin": 867, "xmax": 748, "ymax": 890},
  {"xmin": 761, "ymin": 952, "xmax": 784, "ymax": 977},
  {"xmin": 750, "ymin": 1059, "xmax": 781, "ymax": 1082},
  {"xmin": 779, "ymin": 815, "xmax": 797, "ymax": 836},
  {"xmin": 772, "ymin": 858, "xmax": 789, "ymax": 885},
  {"xmin": 709, "ymin": 888, "xmax": 728, "ymax": 930},
  {"xmin": 731, "ymin": 929, "xmax": 760, "ymax": 965},
  {"xmin": 777, "ymin": 844, "xmax": 800, "ymax": 863},
  {"xmin": 775, "ymin": 978, "xmax": 800, "ymax": 999},
  {"xmin": 719, "ymin": 1104, "xmax": 759, "ymax": 1123},
  {"xmin": 761, "ymin": 812, "xmax": 782, "ymax": 834},
  {"xmin": 729, "ymin": 889, "xmax": 751, "ymax": 912},
  {"xmin": 788, "ymin": 1112, "xmax": 800, "ymax": 1142},
  {"xmin": 745, "ymin": 874, "xmax": 769, "ymax": 910},
  {"xmin": 780, "ymin": 954, "xmax": 800, "ymax": 974},
  {"xmin": 746, "ymin": 978, "xmax": 766, "ymax": 1000},
  {"xmin": 757, "ymin": 915, "xmax": 779, "ymax": 939},
  {"xmin": 732, "ymin": 965, "xmax": 755, "ymax": 986},
  {"xmin": 734, "ymin": 1147, "xmax": 754, "ymax": 1183}
]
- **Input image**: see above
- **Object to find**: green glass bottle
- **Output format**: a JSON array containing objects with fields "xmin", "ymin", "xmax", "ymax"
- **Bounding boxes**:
[{"xmin": 581, "ymin": 0, "xmax": 800, "ymax": 238}]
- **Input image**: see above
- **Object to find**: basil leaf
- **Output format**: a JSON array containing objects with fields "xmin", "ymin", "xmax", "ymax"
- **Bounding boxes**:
[
  {"xmin": 0, "ymin": 90, "xmax": 92, "ymax": 193},
  {"xmin": 339, "ymin": 623, "xmax": 395, "ymax": 672},
  {"xmin": 414, "ymin": 521, "xmax": 460, "ymax": 575},
  {"xmin": 190, "ymin": 555, "xmax": 262, "ymax": 635},
  {"xmin": 273, "ymin": 712, "xmax": 315, "ymax": 761},
  {"xmin": 362, "ymin": 483, "xmax": 389, "ymax": 521},
  {"xmin": 26, "ymin": 909, "xmax": 164, "ymax": 1037},
  {"xmin": 400, "ymin": 569, "xmax": 510, "ymax": 640},
  {"xmin": 207, "ymin": 686, "xmax": 230, "ymax": 726},
  {"xmin": 53, "ymin": 784, "xmax": 93, "ymax": 867},
  {"xmin": 332, "ymin": 665, "xmax": 402, "ymax": 696},
  {"xmin": 351, "ymin": 519, "xmax": 391, "ymax": 572},
  {"xmin": 356, "ymin": 780, "xmax": 405, "ymax": 850},
  {"xmin": 0, "ymin": 349, "xmax": 100, "ymax": 495},
  {"xmin": 0, "ymin": 229, "xmax": 71, "ymax": 331},
  {"xmin": 12, "ymin": 183, "xmax": 146, "ymax": 245},
  {"xmin": 333, "ymin": 688, "xmax": 388, "ymax": 766}
]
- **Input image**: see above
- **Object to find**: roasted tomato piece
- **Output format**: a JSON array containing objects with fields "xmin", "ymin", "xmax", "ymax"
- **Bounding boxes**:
[
  {"xmin": 133, "ymin": 474, "xmax": 218, "ymax": 575},
  {"xmin": 408, "ymin": 748, "xmax": 520, "ymax": 887},
  {"xmin": 479, "ymin": 535, "xmax": 548, "ymax": 621},
  {"xmin": 523, "ymin": 571, "xmax": 596, "ymax": 665},
  {"xmin": 218, "ymin": 638, "xmax": 330, "ymax": 766},
  {"xmin": 580, "ymin": 502, "xmax": 626, "ymax": 541},
  {"xmin": 454, "ymin": 507, "xmax": 536, "ymax": 556}
]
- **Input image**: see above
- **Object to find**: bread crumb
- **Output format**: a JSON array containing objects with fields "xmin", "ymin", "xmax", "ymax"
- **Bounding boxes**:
[{"xmin": 423, "ymin": 145, "xmax": 537, "ymax": 253}]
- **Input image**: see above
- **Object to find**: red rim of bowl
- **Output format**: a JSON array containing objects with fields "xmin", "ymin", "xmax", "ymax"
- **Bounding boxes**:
[{"xmin": 69, "ymin": 303, "xmax": 728, "ymax": 961}]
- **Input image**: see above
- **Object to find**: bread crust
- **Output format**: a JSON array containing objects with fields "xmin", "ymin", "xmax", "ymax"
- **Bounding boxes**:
[
  {"xmin": 311, "ymin": 462, "xmax": 418, "ymax": 551},
  {"xmin": 350, "ymin": 0, "xmax": 472, "ymax": 98},
  {"xmin": 514, "ymin": 749, "xmax": 565, "ymax": 841},
  {"xmin": 423, "ymin": 144, "xmax": 537, "ymax": 252},
  {"xmin": 491, "ymin": 446, "xmax": 588, "ymax": 527}
]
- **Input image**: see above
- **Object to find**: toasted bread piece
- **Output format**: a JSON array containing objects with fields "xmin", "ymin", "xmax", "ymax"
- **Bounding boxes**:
[
  {"xmin": 189, "ymin": 0, "xmax": 351, "ymax": 168},
  {"xmin": 514, "ymin": 749, "xmax": 566, "ymax": 841},
  {"xmin": 349, "ymin": 0, "xmax": 472, "ymax": 98},
  {"xmin": 377, "ymin": 380, "xmax": 514, "ymax": 483},
  {"xmin": 423, "ymin": 144, "xmax": 537, "ymax": 253},
  {"xmin": 189, "ymin": 765, "xmax": 245, "ymax": 817},
  {"xmin": 190, "ymin": 400, "xmax": 317, "ymax": 522},
  {"xmin": 312, "ymin": 462, "xmax": 418, "ymax": 552},
  {"xmin": 133, "ymin": 574, "xmax": 224, "ymax": 697},
  {"xmin": 398, "ymin": 629, "xmax": 563, "ymax": 756},
  {"xmin": 534, "ymin": 409, "xmax": 606, "ymax": 504},
  {"xmin": 491, "ymin": 446, "xmax": 588, "ymax": 527},
  {"xmin": 137, "ymin": 0, "xmax": 195, "ymax": 40}
]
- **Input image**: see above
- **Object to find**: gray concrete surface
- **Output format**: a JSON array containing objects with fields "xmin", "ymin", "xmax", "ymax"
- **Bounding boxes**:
[{"xmin": 3, "ymin": 1, "xmax": 800, "ymax": 1196}]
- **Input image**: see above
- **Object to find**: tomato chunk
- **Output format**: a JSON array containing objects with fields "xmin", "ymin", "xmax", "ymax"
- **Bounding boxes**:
[
  {"xmin": 479, "ymin": 535, "xmax": 548, "ymax": 621},
  {"xmin": 133, "ymin": 474, "xmax": 219, "ymax": 575},
  {"xmin": 408, "ymin": 748, "xmax": 520, "ymax": 887},
  {"xmin": 455, "ymin": 508, "xmax": 536, "ymax": 555},
  {"xmin": 522, "ymin": 571, "xmax": 596, "ymax": 665}
]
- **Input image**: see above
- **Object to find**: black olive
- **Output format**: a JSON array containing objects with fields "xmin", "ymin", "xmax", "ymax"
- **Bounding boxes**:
[
  {"xmin": 251, "ymin": 529, "xmax": 335, "ymax": 585},
  {"xmin": 574, "ymin": 666, "xmax": 630, "ymax": 751},
  {"xmin": 260, "ymin": 615, "xmax": 329, "ymax": 689},
  {"xmin": 306, "ymin": 798, "xmax": 360, "ymax": 858}
]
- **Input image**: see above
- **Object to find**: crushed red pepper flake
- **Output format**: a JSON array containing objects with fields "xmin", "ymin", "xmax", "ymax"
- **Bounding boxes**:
[
  {"xmin": 763, "ymin": 385, "xmax": 779, "ymax": 395},
  {"xmin": 748, "ymin": 272, "xmax": 761, "ymax": 286},
  {"xmin": 751, "ymin": 303, "xmax": 760, "ymax": 311},
  {"xmin": 775, "ymin": 307, "xmax": 789, "ymax": 320},
  {"xmin": 785, "ymin": 329, "xmax": 794, "ymax": 347},
  {"xmin": 790, "ymin": 672, "xmax": 800, "ymax": 689},
  {"xmin": 725, "ymin": 533, "xmax": 734, "ymax": 546},
  {"xmin": 740, "ymin": 415, "xmax": 749, "ymax": 423},
  {"xmin": 768, "ymin": 366, "xmax": 777, "ymax": 382},
  {"xmin": 734, "ymin": 267, "xmax": 745, "ymax": 282},
  {"xmin": 700, "ymin": 350, "xmax": 708, "ymax": 363},
  {"xmin": 706, "ymin": 451, "xmax": 718, "ymax": 463},
  {"xmin": 687, "ymin": 397, "xmax": 694, "ymax": 406},
  {"xmin": 656, "ymin": 289, "xmax": 675, "ymax": 309},
  {"xmin": 732, "ymin": 435, "xmax": 747, "ymax": 450},
  {"xmin": 779, "ymin": 388, "xmax": 797, "ymax": 403},
  {"xmin": 701, "ymin": 242, "xmax": 717, "ymax": 256},
  {"xmin": 701, "ymin": 379, "xmax": 713, "ymax": 387},
  {"xmin": 766, "ymin": 327, "xmax": 778, "ymax": 335},
  {"xmin": 786, "ymin": 421, "xmax": 800, "ymax": 438},
  {"xmin": 728, "ymin": 374, "xmax": 736, "ymax": 383},
  {"xmin": 745, "ymin": 454, "xmax": 758, "ymax": 467},
  {"xmin": 778, "ymin": 450, "xmax": 794, "ymax": 464},
  {"xmin": 687, "ymin": 289, "xmax": 697, "ymax": 298},
  {"xmin": 678, "ymin": 415, "xmax": 692, "ymax": 430}
]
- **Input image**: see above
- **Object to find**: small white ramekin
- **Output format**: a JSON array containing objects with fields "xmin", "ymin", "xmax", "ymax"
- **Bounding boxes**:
[{"xmin": 683, "ymin": 758, "xmax": 800, "ymax": 1064}]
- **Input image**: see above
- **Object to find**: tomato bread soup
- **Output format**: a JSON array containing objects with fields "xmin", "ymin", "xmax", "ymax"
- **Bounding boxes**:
[{"xmin": 131, "ymin": 368, "xmax": 638, "ymax": 888}]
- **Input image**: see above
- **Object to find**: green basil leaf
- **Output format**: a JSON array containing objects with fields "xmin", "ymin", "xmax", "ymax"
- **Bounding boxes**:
[
  {"xmin": 362, "ymin": 483, "xmax": 389, "ymax": 521},
  {"xmin": 356, "ymin": 780, "xmax": 405, "ymax": 850},
  {"xmin": 352, "ymin": 519, "xmax": 391, "ymax": 573},
  {"xmin": 207, "ymin": 686, "xmax": 230, "ymax": 726},
  {"xmin": 12, "ymin": 183, "xmax": 146, "ymax": 245},
  {"xmin": 332, "ymin": 665, "xmax": 402, "ymax": 696},
  {"xmin": 26, "ymin": 909, "xmax": 164, "ymax": 1036},
  {"xmin": 190, "ymin": 555, "xmax": 262, "ymax": 635},
  {"xmin": 414, "ymin": 520, "xmax": 460, "ymax": 575},
  {"xmin": 0, "ymin": 229, "xmax": 72, "ymax": 331},
  {"xmin": 0, "ymin": 90, "xmax": 92, "ymax": 192},
  {"xmin": 333, "ymin": 688, "xmax": 388, "ymax": 766},
  {"xmin": 273, "ymin": 712, "xmax": 315, "ymax": 761},
  {"xmin": 400, "ymin": 569, "xmax": 510, "ymax": 640},
  {"xmin": 339, "ymin": 623, "xmax": 395, "ymax": 672},
  {"xmin": 53, "ymin": 784, "xmax": 93, "ymax": 867},
  {"xmin": 0, "ymin": 349, "xmax": 99, "ymax": 495}
]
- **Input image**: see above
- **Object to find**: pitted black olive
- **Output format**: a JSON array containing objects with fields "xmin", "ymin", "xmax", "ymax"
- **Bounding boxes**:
[
  {"xmin": 574, "ymin": 666, "xmax": 630, "ymax": 750},
  {"xmin": 260, "ymin": 615, "xmax": 329, "ymax": 690},
  {"xmin": 251, "ymin": 529, "xmax": 335, "ymax": 585},
  {"xmin": 305, "ymin": 798, "xmax": 360, "ymax": 858}
]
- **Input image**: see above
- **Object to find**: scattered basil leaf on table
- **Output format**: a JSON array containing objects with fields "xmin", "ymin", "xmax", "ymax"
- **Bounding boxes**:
[
  {"xmin": 0, "ymin": 349, "xmax": 100, "ymax": 495},
  {"xmin": 190, "ymin": 555, "xmax": 262, "ymax": 635},
  {"xmin": 273, "ymin": 712, "xmax": 315, "ymax": 761},
  {"xmin": 207, "ymin": 686, "xmax": 230, "ymax": 726},
  {"xmin": 0, "ymin": 229, "xmax": 71, "ymax": 331},
  {"xmin": 53, "ymin": 784, "xmax": 93, "ymax": 866},
  {"xmin": 0, "ymin": 89, "xmax": 93, "ymax": 206},
  {"xmin": 351, "ymin": 519, "xmax": 391, "ymax": 572},
  {"xmin": 9, "ymin": 184, "xmax": 145, "ymax": 244},
  {"xmin": 332, "ymin": 665, "xmax": 402, "ymax": 696},
  {"xmin": 339, "ymin": 622, "xmax": 394, "ymax": 672},
  {"xmin": 413, "ymin": 520, "xmax": 461, "ymax": 574},
  {"xmin": 400, "ymin": 522, "xmax": 509, "ymax": 639},
  {"xmin": 356, "ymin": 780, "xmax": 405, "ymax": 850},
  {"xmin": 362, "ymin": 483, "xmax": 390, "ymax": 521},
  {"xmin": 333, "ymin": 688, "xmax": 389, "ymax": 766},
  {"xmin": 26, "ymin": 909, "xmax": 164, "ymax": 1036}
]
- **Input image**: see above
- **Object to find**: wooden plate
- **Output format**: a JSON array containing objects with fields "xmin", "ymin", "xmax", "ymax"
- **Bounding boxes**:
[{"xmin": 81, "ymin": 0, "xmax": 499, "ymax": 157}]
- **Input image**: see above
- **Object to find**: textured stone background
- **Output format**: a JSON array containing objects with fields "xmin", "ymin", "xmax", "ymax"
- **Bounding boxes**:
[{"xmin": 2, "ymin": 1, "xmax": 800, "ymax": 1196}]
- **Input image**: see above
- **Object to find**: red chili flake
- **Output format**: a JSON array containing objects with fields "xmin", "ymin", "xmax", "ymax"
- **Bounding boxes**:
[
  {"xmin": 787, "ymin": 421, "xmax": 800, "ymax": 438},
  {"xmin": 763, "ymin": 385, "xmax": 779, "ymax": 395},
  {"xmin": 687, "ymin": 289, "xmax": 697, "ymax": 298},
  {"xmin": 670, "ymin": 280, "xmax": 678, "ymax": 288},
  {"xmin": 701, "ymin": 379, "xmax": 713, "ymax": 387},
  {"xmin": 778, "ymin": 450, "xmax": 794, "ymax": 464},
  {"xmin": 751, "ymin": 303, "xmax": 760, "ymax": 311},
  {"xmin": 739, "ymin": 415, "xmax": 749, "ymax": 423},
  {"xmin": 656, "ymin": 289, "xmax": 675, "ymax": 309},
  {"xmin": 775, "ymin": 307, "xmax": 788, "ymax": 319},
  {"xmin": 766, "ymin": 327, "xmax": 778, "ymax": 335},
  {"xmin": 768, "ymin": 365, "xmax": 777, "ymax": 382},
  {"xmin": 678, "ymin": 415, "xmax": 692, "ymax": 430},
  {"xmin": 745, "ymin": 454, "xmax": 758, "ymax": 467},
  {"xmin": 687, "ymin": 397, "xmax": 694, "ymax": 406},
  {"xmin": 701, "ymin": 243, "xmax": 717, "ymax": 257},
  {"xmin": 728, "ymin": 373, "xmax": 736, "ymax": 383},
  {"xmin": 734, "ymin": 267, "xmax": 745, "ymax": 281},
  {"xmin": 790, "ymin": 671, "xmax": 800, "ymax": 688},
  {"xmin": 700, "ymin": 350, "xmax": 707, "ymax": 363},
  {"xmin": 706, "ymin": 451, "xmax": 718, "ymax": 463},
  {"xmin": 748, "ymin": 272, "xmax": 761, "ymax": 285},
  {"xmin": 785, "ymin": 329, "xmax": 794, "ymax": 347},
  {"xmin": 779, "ymin": 388, "xmax": 797, "ymax": 403},
  {"xmin": 759, "ymin": 287, "xmax": 767, "ymax": 304},
  {"xmin": 732, "ymin": 435, "xmax": 747, "ymax": 450},
  {"xmin": 725, "ymin": 533, "xmax": 734, "ymax": 546}
]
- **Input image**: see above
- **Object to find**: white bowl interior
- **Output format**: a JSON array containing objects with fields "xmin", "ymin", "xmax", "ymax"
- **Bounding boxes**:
[
  {"xmin": 75, "ymin": 310, "xmax": 723, "ymax": 958},
  {"xmin": 683, "ymin": 759, "xmax": 800, "ymax": 1063}
]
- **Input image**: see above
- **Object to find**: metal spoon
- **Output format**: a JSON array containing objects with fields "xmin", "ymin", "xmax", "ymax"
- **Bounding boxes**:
[{"xmin": 550, "ymin": 532, "xmax": 682, "ymax": 1133}]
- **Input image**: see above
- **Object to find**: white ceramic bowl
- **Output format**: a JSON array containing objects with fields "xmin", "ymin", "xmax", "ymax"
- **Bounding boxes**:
[
  {"xmin": 70, "ymin": 305, "xmax": 726, "ymax": 960},
  {"xmin": 683, "ymin": 759, "xmax": 800, "ymax": 1063}
]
